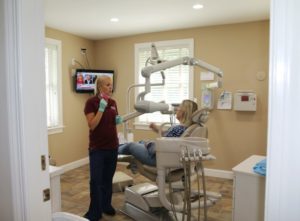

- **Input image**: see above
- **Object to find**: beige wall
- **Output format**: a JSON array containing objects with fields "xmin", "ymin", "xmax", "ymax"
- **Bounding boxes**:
[
  {"xmin": 46, "ymin": 20, "xmax": 269, "ymax": 170},
  {"xmin": 45, "ymin": 28, "xmax": 96, "ymax": 165}
]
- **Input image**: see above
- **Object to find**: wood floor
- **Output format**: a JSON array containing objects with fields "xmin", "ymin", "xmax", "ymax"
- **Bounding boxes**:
[{"xmin": 60, "ymin": 163, "xmax": 233, "ymax": 221}]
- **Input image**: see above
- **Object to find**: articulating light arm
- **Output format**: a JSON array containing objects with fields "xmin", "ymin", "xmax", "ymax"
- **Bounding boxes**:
[
  {"xmin": 142, "ymin": 56, "xmax": 223, "ymax": 79},
  {"xmin": 140, "ymin": 56, "xmax": 223, "ymax": 98},
  {"xmin": 123, "ymin": 44, "xmax": 224, "ymax": 122},
  {"xmin": 189, "ymin": 57, "xmax": 223, "ymax": 78}
]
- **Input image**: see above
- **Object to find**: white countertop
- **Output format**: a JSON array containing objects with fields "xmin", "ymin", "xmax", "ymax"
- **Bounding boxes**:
[{"xmin": 232, "ymin": 155, "xmax": 266, "ymax": 177}]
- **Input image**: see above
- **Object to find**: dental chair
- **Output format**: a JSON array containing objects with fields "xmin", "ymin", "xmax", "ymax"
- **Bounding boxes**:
[
  {"xmin": 118, "ymin": 109, "xmax": 221, "ymax": 221},
  {"xmin": 118, "ymin": 109, "xmax": 209, "ymax": 183}
]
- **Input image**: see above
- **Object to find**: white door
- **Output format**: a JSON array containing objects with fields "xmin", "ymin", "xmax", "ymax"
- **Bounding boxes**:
[
  {"xmin": 0, "ymin": 0, "xmax": 52, "ymax": 220},
  {"xmin": 265, "ymin": 0, "xmax": 300, "ymax": 220}
]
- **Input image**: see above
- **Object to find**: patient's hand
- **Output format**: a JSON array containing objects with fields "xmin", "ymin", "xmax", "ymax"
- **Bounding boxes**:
[{"xmin": 149, "ymin": 123, "xmax": 159, "ymax": 133}]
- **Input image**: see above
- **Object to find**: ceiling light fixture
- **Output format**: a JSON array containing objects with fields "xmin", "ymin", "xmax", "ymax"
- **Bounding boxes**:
[
  {"xmin": 110, "ymin": 17, "xmax": 119, "ymax": 22},
  {"xmin": 193, "ymin": 4, "xmax": 204, "ymax": 10}
]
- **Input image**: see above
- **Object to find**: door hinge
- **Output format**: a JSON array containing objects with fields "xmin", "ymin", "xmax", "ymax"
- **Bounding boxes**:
[
  {"xmin": 41, "ymin": 155, "xmax": 46, "ymax": 170},
  {"xmin": 43, "ymin": 188, "xmax": 50, "ymax": 202}
]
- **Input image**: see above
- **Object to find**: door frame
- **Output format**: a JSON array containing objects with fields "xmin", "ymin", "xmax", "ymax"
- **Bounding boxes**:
[
  {"xmin": 0, "ymin": 0, "xmax": 51, "ymax": 220},
  {"xmin": 265, "ymin": 0, "xmax": 300, "ymax": 220},
  {"xmin": 1, "ymin": 0, "xmax": 300, "ymax": 220}
]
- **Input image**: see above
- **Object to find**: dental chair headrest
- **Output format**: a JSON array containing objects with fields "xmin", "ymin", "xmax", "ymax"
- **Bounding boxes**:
[
  {"xmin": 181, "ymin": 109, "xmax": 209, "ymax": 138},
  {"xmin": 191, "ymin": 109, "xmax": 209, "ymax": 125}
]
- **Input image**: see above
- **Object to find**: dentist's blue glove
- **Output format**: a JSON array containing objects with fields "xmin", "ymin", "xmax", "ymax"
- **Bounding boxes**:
[
  {"xmin": 98, "ymin": 99, "xmax": 108, "ymax": 112},
  {"xmin": 115, "ymin": 115, "xmax": 123, "ymax": 125}
]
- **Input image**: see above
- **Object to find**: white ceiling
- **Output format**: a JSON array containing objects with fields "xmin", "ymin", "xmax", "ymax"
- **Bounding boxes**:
[{"xmin": 45, "ymin": 0, "xmax": 270, "ymax": 40}]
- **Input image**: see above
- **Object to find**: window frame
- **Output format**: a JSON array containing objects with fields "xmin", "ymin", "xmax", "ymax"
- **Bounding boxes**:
[
  {"xmin": 134, "ymin": 39, "xmax": 194, "ymax": 129},
  {"xmin": 45, "ymin": 37, "xmax": 64, "ymax": 135}
]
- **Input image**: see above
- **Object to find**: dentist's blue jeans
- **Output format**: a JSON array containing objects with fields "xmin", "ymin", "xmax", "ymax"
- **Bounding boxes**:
[
  {"xmin": 118, "ymin": 141, "xmax": 156, "ymax": 166},
  {"xmin": 85, "ymin": 148, "xmax": 118, "ymax": 221}
]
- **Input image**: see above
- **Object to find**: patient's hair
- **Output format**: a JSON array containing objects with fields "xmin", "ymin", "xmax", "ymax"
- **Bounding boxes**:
[{"xmin": 180, "ymin": 99, "xmax": 198, "ymax": 127}]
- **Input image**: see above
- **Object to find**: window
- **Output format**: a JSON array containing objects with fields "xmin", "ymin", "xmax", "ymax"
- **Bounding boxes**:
[
  {"xmin": 45, "ymin": 38, "xmax": 63, "ymax": 134},
  {"xmin": 134, "ymin": 39, "xmax": 194, "ymax": 127}
]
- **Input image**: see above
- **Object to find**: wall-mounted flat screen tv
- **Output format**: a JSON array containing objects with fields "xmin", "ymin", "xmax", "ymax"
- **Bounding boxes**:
[{"xmin": 74, "ymin": 69, "xmax": 114, "ymax": 93}]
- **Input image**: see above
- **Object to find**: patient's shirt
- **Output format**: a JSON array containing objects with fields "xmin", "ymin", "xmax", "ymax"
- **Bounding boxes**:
[
  {"xmin": 145, "ymin": 125, "xmax": 186, "ymax": 158},
  {"xmin": 164, "ymin": 125, "xmax": 186, "ymax": 137}
]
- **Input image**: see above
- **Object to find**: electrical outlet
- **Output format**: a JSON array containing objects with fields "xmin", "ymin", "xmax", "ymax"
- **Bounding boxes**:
[{"xmin": 71, "ymin": 58, "xmax": 76, "ymax": 66}]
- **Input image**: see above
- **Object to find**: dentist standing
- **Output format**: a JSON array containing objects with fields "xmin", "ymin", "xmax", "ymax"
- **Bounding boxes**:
[{"xmin": 83, "ymin": 75, "xmax": 122, "ymax": 221}]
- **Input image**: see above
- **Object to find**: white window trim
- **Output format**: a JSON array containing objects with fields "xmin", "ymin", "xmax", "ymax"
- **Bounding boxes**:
[
  {"xmin": 134, "ymin": 39, "xmax": 194, "ymax": 130},
  {"xmin": 48, "ymin": 125, "xmax": 65, "ymax": 135},
  {"xmin": 45, "ymin": 38, "xmax": 64, "ymax": 135}
]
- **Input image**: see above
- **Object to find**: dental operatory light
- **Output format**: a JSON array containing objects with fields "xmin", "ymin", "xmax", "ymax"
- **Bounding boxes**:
[
  {"xmin": 110, "ymin": 17, "xmax": 119, "ymax": 22},
  {"xmin": 193, "ymin": 4, "xmax": 204, "ymax": 10}
]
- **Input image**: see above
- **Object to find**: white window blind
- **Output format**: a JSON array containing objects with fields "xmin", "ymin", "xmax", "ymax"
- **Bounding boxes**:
[
  {"xmin": 45, "ymin": 38, "xmax": 63, "ymax": 134},
  {"xmin": 134, "ymin": 39, "xmax": 194, "ymax": 125}
]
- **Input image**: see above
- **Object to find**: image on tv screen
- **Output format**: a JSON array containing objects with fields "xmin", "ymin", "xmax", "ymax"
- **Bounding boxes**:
[{"xmin": 75, "ymin": 69, "xmax": 114, "ymax": 93}]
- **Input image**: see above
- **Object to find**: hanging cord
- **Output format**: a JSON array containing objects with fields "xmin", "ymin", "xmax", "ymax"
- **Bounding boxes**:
[
  {"xmin": 168, "ymin": 168, "xmax": 179, "ymax": 221},
  {"xmin": 198, "ymin": 149, "xmax": 208, "ymax": 221},
  {"xmin": 182, "ymin": 146, "xmax": 192, "ymax": 221},
  {"xmin": 193, "ymin": 150, "xmax": 201, "ymax": 221},
  {"xmin": 73, "ymin": 59, "xmax": 85, "ymax": 68},
  {"xmin": 181, "ymin": 148, "xmax": 188, "ymax": 221},
  {"xmin": 196, "ymin": 163, "xmax": 201, "ymax": 220},
  {"xmin": 81, "ymin": 48, "xmax": 90, "ymax": 69},
  {"xmin": 186, "ymin": 148, "xmax": 192, "ymax": 221}
]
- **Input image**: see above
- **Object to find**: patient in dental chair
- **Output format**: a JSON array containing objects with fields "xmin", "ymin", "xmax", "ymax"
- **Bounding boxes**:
[{"xmin": 118, "ymin": 99, "xmax": 198, "ymax": 168}]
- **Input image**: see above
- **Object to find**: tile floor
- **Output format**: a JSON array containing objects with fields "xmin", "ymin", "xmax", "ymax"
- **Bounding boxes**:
[{"xmin": 61, "ymin": 163, "xmax": 233, "ymax": 221}]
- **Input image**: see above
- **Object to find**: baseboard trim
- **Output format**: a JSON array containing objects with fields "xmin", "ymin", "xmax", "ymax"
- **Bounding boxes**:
[
  {"xmin": 59, "ymin": 157, "xmax": 233, "ymax": 180},
  {"xmin": 60, "ymin": 157, "xmax": 89, "ymax": 173},
  {"xmin": 204, "ymin": 168, "xmax": 233, "ymax": 180}
]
